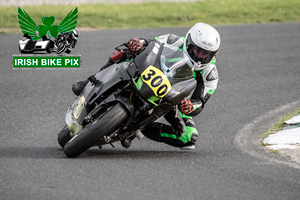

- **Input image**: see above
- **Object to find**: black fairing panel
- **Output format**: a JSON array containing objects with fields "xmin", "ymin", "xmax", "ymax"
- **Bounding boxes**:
[
  {"xmin": 132, "ymin": 42, "xmax": 164, "ymax": 100},
  {"xmin": 84, "ymin": 63, "xmax": 131, "ymax": 100},
  {"xmin": 163, "ymin": 78, "xmax": 197, "ymax": 105},
  {"xmin": 134, "ymin": 42, "xmax": 163, "ymax": 74},
  {"xmin": 75, "ymin": 62, "xmax": 133, "ymax": 123}
]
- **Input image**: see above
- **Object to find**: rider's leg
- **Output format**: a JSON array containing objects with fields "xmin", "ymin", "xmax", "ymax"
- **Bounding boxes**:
[{"xmin": 142, "ymin": 109, "xmax": 198, "ymax": 149}]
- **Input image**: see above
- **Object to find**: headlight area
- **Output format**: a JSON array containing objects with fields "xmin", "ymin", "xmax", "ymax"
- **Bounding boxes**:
[{"xmin": 65, "ymin": 107, "xmax": 82, "ymax": 136}]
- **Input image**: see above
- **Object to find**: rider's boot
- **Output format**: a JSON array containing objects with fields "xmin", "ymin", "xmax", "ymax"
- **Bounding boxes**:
[{"xmin": 180, "ymin": 133, "xmax": 198, "ymax": 150}]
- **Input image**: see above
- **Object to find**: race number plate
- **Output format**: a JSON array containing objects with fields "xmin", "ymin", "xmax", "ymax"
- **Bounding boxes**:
[
  {"xmin": 74, "ymin": 95, "xmax": 85, "ymax": 119},
  {"xmin": 141, "ymin": 65, "xmax": 171, "ymax": 98}
]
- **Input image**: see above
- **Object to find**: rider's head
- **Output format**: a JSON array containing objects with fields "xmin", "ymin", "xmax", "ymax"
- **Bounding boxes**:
[
  {"xmin": 72, "ymin": 29, "xmax": 79, "ymax": 39},
  {"xmin": 183, "ymin": 23, "xmax": 220, "ymax": 71}
]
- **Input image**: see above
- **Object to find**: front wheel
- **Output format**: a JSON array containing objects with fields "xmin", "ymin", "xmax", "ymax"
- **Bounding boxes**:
[
  {"xmin": 63, "ymin": 103, "xmax": 128, "ymax": 158},
  {"xmin": 57, "ymin": 126, "xmax": 71, "ymax": 148},
  {"xmin": 56, "ymin": 43, "xmax": 66, "ymax": 54}
]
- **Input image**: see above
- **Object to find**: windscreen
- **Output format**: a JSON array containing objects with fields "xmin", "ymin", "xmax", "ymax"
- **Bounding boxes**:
[{"xmin": 160, "ymin": 45, "xmax": 193, "ymax": 79}]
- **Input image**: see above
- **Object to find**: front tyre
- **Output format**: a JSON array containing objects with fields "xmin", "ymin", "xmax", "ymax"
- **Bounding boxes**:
[
  {"xmin": 63, "ymin": 103, "xmax": 128, "ymax": 158},
  {"xmin": 57, "ymin": 126, "xmax": 71, "ymax": 148},
  {"xmin": 56, "ymin": 43, "xmax": 66, "ymax": 54}
]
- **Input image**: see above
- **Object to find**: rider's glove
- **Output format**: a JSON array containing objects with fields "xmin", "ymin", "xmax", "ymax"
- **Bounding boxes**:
[
  {"xmin": 178, "ymin": 99, "xmax": 194, "ymax": 114},
  {"xmin": 127, "ymin": 38, "xmax": 144, "ymax": 54}
]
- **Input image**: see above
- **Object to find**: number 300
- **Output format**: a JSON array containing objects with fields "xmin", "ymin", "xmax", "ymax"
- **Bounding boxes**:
[{"xmin": 141, "ymin": 66, "xmax": 171, "ymax": 97}]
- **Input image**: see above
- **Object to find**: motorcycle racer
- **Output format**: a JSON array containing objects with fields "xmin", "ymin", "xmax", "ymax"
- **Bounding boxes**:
[
  {"xmin": 72, "ymin": 23, "xmax": 220, "ymax": 150},
  {"xmin": 55, "ymin": 29, "xmax": 79, "ymax": 54}
]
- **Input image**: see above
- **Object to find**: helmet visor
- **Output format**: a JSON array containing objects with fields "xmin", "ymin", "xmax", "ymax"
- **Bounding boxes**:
[
  {"xmin": 186, "ymin": 34, "xmax": 217, "ymax": 65},
  {"xmin": 187, "ymin": 43, "xmax": 217, "ymax": 65}
]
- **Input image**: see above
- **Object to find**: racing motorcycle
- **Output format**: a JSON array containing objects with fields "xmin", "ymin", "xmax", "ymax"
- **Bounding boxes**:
[
  {"xmin": 58, "ymin": 41, "xmax": 197, "ymax": 158},
  {"xmin": 55, "ymin": 32, "xmax": 77, "ymax": 54}
]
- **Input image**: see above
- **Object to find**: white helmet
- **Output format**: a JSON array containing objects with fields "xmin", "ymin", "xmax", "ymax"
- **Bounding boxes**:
[
  {"xmin": 72, "ymin": 29, "xmax": 79, "ymax": 39},
  {"xmin": 183, "ymin": 23, "xmax": 220, "ymax": 71}
]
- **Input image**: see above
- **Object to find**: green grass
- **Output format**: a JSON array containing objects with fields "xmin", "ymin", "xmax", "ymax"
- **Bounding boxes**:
[
  {"xmin": 1, "ymin": 0, "xmax": 300, "ymax": 33},
  {"xmin": 262, "ymin": 108, "xmax": 300, "ymax": 141},
  {"xmin": 261, "ymin": 108, "xmax": 300, "ymax": 153}
]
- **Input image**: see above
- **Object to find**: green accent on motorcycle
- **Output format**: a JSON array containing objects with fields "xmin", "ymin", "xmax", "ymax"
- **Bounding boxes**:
[
  {"xmin": 164, "ymin": 57, "xmax": 183, "ymax": 63},
  {"xmin": 147, "ymin": 99, "xmax": 158, "ymax": 106},
  {"xmin": 148, "ymin": 95, "xmax": 161, "ymax": 106},
  {"xmin": 132, "ymin": 76, "xmax": 143, "ymax": 90}
]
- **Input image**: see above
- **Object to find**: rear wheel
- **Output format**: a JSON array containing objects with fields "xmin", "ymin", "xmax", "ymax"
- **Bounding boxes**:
[
  {"xmin": 63, "ymin": 103, "xmax": 128, "ymax": 158},
  {"xmin": 57, "ymin": 126, "xmax": 71, "ymax": 148}
]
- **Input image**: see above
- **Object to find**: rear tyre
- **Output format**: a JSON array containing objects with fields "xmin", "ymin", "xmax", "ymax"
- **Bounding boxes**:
[
  {"xmin": 63, "ymin": 103, "xmax": 128, "ymax": 158},
  {"xmin": 57, "ymin": 126, "xmax": 72, "ymax": 148}
]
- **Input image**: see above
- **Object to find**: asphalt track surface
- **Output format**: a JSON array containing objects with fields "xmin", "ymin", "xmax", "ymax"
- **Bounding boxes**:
[{"xmin": 1, "ymin": 23, "xmax": 300, "ymax": 200}]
